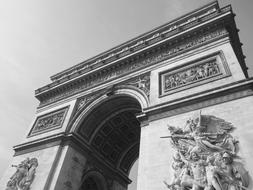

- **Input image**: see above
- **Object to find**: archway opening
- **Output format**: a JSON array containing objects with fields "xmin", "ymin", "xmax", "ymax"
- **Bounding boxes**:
[
  {"xmin": 80, "ymin": 176, "xmax": 99, "ymax": 190},
  {"xmin": 77, "ymin": 95, "xmax": 143, "ymax": 189}
]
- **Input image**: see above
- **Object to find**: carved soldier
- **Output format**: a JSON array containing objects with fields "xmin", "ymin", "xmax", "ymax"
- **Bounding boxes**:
[
  {"xmin": 179, "ymin": 151, "xmax": 206, "ymax": 190},
  {"xmin": 22, "ymin": 158, "xmax": 38, "ymax": 190},
  {"xmin": 203, "ymin": 64, "xmax": 209, "ymax": 77},
  {"xmin": 162, "ymin": 112, "xmax": 250, "ymax": 190},
  {"xmin": 164, "ymin": 152, "xmax": 185, "ymax": 190},
  {"xmin": 195, "ymin": 66, "xmax": 204, "ymax": 80},
  {"xmin": 219, "ymin": 152, "xmax": 249, "ymax": 190},
  {"xmin": 170, "ymin": 76, "xmax": 177, "ymax": 88},
  {"xmin": 6, "ymin": 158, "xmax": 30, "ymax": 190},
  {"xmin": 165, "ymin": 78, "xmax": 172, "ymax": 89},
  {"xmin": 204, "ymin": 155, "xmax": 222, "ymax": 190}
]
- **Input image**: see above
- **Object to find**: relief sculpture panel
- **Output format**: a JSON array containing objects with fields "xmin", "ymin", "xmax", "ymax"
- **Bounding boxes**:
[
  {"xmin": 28, "ymin": 106, "xmax": 69, "ymax": 136},
  {"xmin": 6, "ymin": 158, "xmax": 38, "ymax": 190},
  {"xmin": 162, "ymin": 112, "xmax": 250, "ymax": 190},
  {"xmin": 39, "ymin": 28, "xmax": 228, "ymax": 106},
  {"xmin": 160, "ymin": 52, "xmax": 230, "ymax": 96}
]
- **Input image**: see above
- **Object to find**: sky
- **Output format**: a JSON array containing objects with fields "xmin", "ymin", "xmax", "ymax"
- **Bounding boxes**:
[{"xmin": 0, "ymin": 0, "xmax": 252, "ymax": 189}]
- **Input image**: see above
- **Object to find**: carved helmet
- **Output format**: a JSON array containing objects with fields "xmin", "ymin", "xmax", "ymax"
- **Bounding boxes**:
[{"xmin": 222, "ymin": 152, "xmax": 230, "ymax": 158}]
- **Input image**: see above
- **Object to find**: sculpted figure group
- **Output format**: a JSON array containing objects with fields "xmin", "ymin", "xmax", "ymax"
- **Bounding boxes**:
[
  {"xmin": 36, "ymin": 112, "xmax": 64, "ymax": 131},
  {"xmin": 162, "ymin": 112, "xmax": 249, "ymax": 190},
  {"xmin": 164, "ymin": 61, "xmax": 220, "ymax": 90},
  {"xmin": 6, "ymin": 158, "xmax": 38, "ymax": 190}
]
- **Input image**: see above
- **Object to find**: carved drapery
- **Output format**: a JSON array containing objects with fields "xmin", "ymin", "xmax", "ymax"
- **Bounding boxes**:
[
  {"xmin": 38, "ymin": 28, "xmax": 228, "ymax": 107},
  {"xmin": 28, "ymin": 107, "xmax": 69, "ymax": 136},
  {"xmin": 162, "ymin": 112, "xmax": 249, "ymax": 190}
]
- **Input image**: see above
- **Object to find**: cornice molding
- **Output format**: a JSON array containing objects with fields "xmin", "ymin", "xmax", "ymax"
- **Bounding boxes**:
[
  {"xmin": 36, "ymin": 27, "xmax": 229, "ymax": 107},
  {"xmin": 35, "ymin": 3, "xmax": 233, "ymax": 97},
  {"xmin": 48, "ymin": 1, "xmax": 222, "ymax": 83},
  {"xmin": 141, "ymin": 78, "xmax": 253, "ymax": 122}
]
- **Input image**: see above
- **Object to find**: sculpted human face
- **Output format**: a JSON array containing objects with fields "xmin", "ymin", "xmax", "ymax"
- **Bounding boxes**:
[
  {"xmin": 191, "ymin": 152, "xmax": 199, "ymax": 161},
  {"xmin": 223, "ymin": 157, "xmax": 231, "ymax": 165}
]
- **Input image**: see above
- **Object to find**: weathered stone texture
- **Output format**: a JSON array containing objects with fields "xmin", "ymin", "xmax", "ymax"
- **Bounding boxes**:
[{"xmin": 137, "ymin": 96, "xmax": 253, "ymax": 190}]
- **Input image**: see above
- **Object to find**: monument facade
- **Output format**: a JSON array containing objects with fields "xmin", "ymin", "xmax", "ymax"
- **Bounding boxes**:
[{"xmin": 1, "ymin": 1, "xmax": 253, "ymax": 190}]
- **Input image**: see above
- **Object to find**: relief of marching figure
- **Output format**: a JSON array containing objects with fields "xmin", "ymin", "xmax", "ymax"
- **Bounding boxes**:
[
  {"xmin": 6, "ymin": 158, "xmax": 38, "ymax": 190},
  {"xmin": 162, "ymin": 112, "xmax": 250, "ymax": 190},
  {"xmin": 164, "ymin": 60, "xmax": 220, "ymax": 91}
]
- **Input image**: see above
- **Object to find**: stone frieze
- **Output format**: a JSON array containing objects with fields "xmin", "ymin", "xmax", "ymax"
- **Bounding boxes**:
[
  {"xmin": 159, "ymin": 51, "xmax": 230, "ymax": 96},
  {"xmin": 162, "ymin": 112, "xmax": 250, "ymax": 190},
  {"xmin": 164, "ymin": 60, "xmax": 220, "ymax": 91},
  {"xmin": 38, "ymin": 28, "xmax": 228, "ymax": 107},
  {"xmin": 28, "ymin": 107, "xmax": 69, "ymax": 136},
  {"xmin": 50, "ymin": 3, "xmax": 226, "ymax": 82}
]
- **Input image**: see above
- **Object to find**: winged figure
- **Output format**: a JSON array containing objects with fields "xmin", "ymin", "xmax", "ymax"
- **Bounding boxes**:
[{"xmin": 162, "ymin": 112, "xmax": 249, "ymax": 190}]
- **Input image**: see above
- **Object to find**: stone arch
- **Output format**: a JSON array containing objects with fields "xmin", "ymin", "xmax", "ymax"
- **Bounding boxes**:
[
  {"xmin": 79, "ymin": 170, "xmax": 108, "ymax": 190},
  {"xmin": 70, "ymin": 85, "xmax": 148, "ymax": 133},
  {"xmin": 70, "ymin": 86, "xmax": 146, "ymax": 187}
]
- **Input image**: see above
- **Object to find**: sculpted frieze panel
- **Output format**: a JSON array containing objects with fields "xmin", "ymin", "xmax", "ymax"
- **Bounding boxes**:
[
  {"xmin": 162, "ymin": 112, "xmax": 250, "ymax": 190},
  {"xmin": 39, "ymin": 28, "xmax": 228, "ymax": 106},
  {"xmin": 28, "ymin": 106, "xmax": 69, "ymax": 136},
  {"xmin": 159, "ymin": 51, "xmax": 230, "ymax": 96},
  {"xmin": 6, "ymin": 158, "xmax": 38, "ymax": 190}
]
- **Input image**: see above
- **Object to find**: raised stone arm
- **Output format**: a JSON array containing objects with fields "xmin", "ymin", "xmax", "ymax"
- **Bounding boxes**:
[{"xmin": 177, "ymin": 152, "xmax": 190, "ymax": 166}]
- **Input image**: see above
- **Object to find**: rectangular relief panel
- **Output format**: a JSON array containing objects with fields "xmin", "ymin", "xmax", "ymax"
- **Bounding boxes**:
[
  {"xmin": 28, "ymin": 106, "xmax": 69, "ymax": 137},
  {"xmin": 159, "ymin": 51, "xmax": 231, "ymax": 97}
]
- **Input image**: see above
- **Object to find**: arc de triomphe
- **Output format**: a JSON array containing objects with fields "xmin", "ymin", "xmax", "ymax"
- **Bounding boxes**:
[{"xmin": 1, "ymin": 2, "xmax": 253, "ymax": 190}]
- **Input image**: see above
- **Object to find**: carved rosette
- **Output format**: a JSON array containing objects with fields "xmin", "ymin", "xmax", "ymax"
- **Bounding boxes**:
[
  {"xmin": 162, "ymin": 112, "xmax": 250, "ymax": 190},
  {"xmin": 28, "ymin": 107, "xmax": 69, "ymax": 136},
  {"xmin": 6, "ymin": 158, "xmax": 38, "ymax": 190}
]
